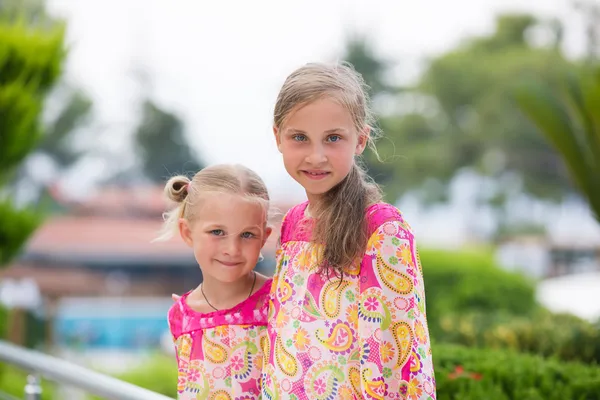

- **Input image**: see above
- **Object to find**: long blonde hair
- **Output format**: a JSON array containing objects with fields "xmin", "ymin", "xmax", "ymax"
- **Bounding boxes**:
[
  {"xmin": 274, "ymin": 62, "xmax": 382, "ymax": 274},
  {"xmin": 155, "ymin": 164, "xmax": 271, "ymax": 242}
]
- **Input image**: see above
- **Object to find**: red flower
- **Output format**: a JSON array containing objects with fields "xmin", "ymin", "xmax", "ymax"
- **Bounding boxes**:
[{"xmin": 448, "ymin": 365, "xmax": 482, "ymax": 381}]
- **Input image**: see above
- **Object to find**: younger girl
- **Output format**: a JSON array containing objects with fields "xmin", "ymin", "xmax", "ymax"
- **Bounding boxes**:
[
  {"xmin": 262, "ymin": 63, "xmax": 436, "ymax": 399},
  {"xmin": 157, "ymin": 164, "xmax": 273, "ymax": 399}
]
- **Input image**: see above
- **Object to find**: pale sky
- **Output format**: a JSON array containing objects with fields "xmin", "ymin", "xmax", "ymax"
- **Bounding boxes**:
[{"xmin": 45, "ymin": 0, "xmax": 600, "ymax": 247}]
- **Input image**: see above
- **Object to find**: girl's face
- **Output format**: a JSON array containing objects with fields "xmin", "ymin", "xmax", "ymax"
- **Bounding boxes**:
[
  {"xmin": 178, "ymin": 193, "xmax": 271, "ymax": 283},
  {"xmin": 274, "ymin": 97, "xmax": 368, "ymax": 203}
]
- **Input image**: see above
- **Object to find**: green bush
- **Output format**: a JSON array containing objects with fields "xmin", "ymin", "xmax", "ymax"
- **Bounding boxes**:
[
  {"xmin": 418, "ymin": 248, "xmax": 600, "ymax": 364},
  {"xmin": 420, "ymin": 249, "xmax": 538, "ymax": 337},
  {"xmin": 437, "ymin": 309, "xmax": 600, "ymax": 364},
  {"xmin": 86, "ymin": 345, "xmax": 600, "ymax": 400},
  {"xmin": 434, "ymin": 343, "xmax": 600, "ymax": 400}
]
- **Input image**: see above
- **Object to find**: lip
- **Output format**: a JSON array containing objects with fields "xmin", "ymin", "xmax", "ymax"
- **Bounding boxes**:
[
  {"xmin": 302, "ymin": 170, "xmax": 330, "ymax": 180},
  {"xmin": 217, "ymin": 260, "xmax": 243, "ymax": 267}
]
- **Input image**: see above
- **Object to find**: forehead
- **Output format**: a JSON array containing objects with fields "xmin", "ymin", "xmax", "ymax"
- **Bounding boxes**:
[
  {"xmin": 194, "ymin": 193, "xmax": 267, "ymax": 227},
  {"xmin": 284, "ymin": 97, "xmax": 355, "ymax": 132}
]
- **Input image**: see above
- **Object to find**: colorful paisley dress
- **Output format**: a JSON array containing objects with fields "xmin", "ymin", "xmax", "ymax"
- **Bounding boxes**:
[
  {"xmin": 261, "ymin": 202, "xmax": 436, "ymax": 400},
  {"xmin": 168, "ymin": 279, "xmax": 272, "ymax": 399}
]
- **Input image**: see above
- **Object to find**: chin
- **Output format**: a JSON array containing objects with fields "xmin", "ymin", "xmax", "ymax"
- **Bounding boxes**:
[
  {"xmin": 307, "ymin": 183, "xmax": 338, "ymax": 196},
  {"xmin": 220, "ymin": 269, "xmax": 252, "ymax": 282}
]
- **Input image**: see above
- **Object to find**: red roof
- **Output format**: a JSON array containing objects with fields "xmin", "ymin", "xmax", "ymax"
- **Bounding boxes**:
[
  {"xmin": 25, "ymin": 184, "xmax": 297, "ymax": 260},
  {"xmin": 25, "ymin": 209, "xmax": 296, "ymax": 259},
  {"xmin": 27, "ymin": 216, "xmax": 187, "ymax": 257}
]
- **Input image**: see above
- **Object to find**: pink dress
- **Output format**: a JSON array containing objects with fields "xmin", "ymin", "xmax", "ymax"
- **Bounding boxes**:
[
  {"xmin": 168, "ymin": 279, "xmax": 272, "ymax": 400},
  {"xmin": 262, "ymin": 202, "xmax": 436, "ymax": 400}
]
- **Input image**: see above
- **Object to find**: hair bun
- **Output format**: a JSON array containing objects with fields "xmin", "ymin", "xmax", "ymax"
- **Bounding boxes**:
[{"xmin": 164, "ymin": 175, "xmax": 190, "ymax": 203}]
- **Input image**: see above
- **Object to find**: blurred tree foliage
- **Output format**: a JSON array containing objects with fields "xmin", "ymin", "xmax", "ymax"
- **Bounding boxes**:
[
  {"xmin": 3, "ymin": 0, "xmax": 94, "ymax": 203},
  {"xmin": 515, "ymin": 65, "xmax": 600, "ymax": 224},
  {"xmin": 0, "ymin": 0, "xmax": 67, "ymax": 355},
  {"xmin": 514, "ymin": 2, "xmax": 600, "ymax": 224},
  {"xmin": 344, "ymin": 14, "xmax": 579, "ymax": 210},
  {"xmin": 0, "ymin": 1, "xmax": 66, "ymax": 267},
  {"xmin": 132, "ymin": 98, "xmax": 204, "ymax": 184}
]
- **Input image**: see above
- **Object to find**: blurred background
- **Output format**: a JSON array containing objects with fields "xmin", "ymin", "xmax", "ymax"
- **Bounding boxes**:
[{"xmin": 1, "ymin": 0, "xmax": 600, "ymax": 398}]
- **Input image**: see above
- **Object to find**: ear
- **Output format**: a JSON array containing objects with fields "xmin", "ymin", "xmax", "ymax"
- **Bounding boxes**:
[
  {"xmin": 262, "ymin": 226, "xmax": 273, "ymax": 247},
  {"xmin": 355, "ymin": 126, "xmax": 370, "ymax": 155},
  {"xmin": 273, "ymin": 126, "xmax": 282, "ymax": 153},
  {"xmin": 178, "ymin": 218, "xmax": 194, "ymax": 247}
]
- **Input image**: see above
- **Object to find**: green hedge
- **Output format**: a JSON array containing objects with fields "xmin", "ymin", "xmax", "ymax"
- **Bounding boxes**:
[
  {"xmin": 418, "ymin": 248, "xmax": 600, "ymax": 364},
  {"xmin": 436, "ymin": 309, "xmax": 600, "ymax": 364},
  {"xmin": 87, "ymin": 344, "xmax": 600, "ymax": 400},
  {"xmin": 434, "ymin": 343, "xmax": 600, "ymax": 400},
  {"xmin": 420, "ymin": 249, "xmax": 538, "ymax": 336}
]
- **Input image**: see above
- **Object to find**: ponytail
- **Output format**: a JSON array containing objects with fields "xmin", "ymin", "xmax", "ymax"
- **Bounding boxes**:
[{"xmin": 311, "ymin": 163, "xmax": 382, "ymax": 275}]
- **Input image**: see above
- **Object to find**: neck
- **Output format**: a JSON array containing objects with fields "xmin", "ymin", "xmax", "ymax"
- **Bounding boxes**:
[
  {"xmin": 305, "ymin": 193, "xmax": 323, "ymax": 217},
  {"xmin": 200, "ymin": 271, "xmax": 256, "ymax": 310}
]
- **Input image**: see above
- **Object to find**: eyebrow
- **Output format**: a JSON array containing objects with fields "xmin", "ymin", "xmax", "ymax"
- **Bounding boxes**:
[
  {"xmin": 205, "ymin": 224, "xmax": 262, "ymax": 232},
  {"xmin": 284, "ymin": 128, "xmax": 348, "ymax": 135}
]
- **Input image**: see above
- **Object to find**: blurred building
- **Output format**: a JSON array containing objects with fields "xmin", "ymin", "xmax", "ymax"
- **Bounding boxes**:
[{"xmin": 496, "ymin": 234, "xmax": 600, "ymax": 279}]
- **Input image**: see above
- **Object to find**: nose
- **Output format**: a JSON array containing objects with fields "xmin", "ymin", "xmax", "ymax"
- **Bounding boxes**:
[
  {"xmin": 223, "ymin": 236, "xmax": 241, "ymax": 257},
  {"xmin": 305, "ymin": 143, "xmax": 327, "ymax": 166}
]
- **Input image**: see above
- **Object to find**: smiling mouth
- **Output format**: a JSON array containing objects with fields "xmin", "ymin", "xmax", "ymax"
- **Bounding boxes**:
[
  {"xmin": 302, "ymin": 171, "xmax": 330, "ymax": 180},
  {"xmin": 217, "ymin": 260, "xmax": 243, "ymax": 267}
]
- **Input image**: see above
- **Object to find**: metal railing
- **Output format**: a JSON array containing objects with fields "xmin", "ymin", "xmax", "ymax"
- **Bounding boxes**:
[{"xmin": 0, "ymin": 340, "xmax": 174, "ymax": 400}]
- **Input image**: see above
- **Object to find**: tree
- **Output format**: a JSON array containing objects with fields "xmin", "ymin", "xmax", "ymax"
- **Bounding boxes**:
[
  {"xmin": 573, "ymin": 0, "xmax": 600, "ymax": 63},
  {"xmin": 0, "ymin": 0, "xmax": 46, "ymax": 24},
  {"xmin": 0, "ymin": 18, "xmax": 66, "ymax": 266},
  {"xmin": 40, "ymin": 86, "xmax": 93, "ymax": 169},
  {"xmin": 345, "ymin": 14, "xmax": 579, "ymax": 209},
  {"xmin": 515, "ymin": 66, "xmax": 600, "ymax": 223},
  {"xmin": 4, "ymin": 0, "xmax": 94, "ymax": 204},
  {"xmin": 342, "ymin": 35, "xmax": 395, "ymax": 97},
  {"xmin": 12, "ymin": 84, "xmax": 94, "ymax": 205},
  {"xmin": 133, "ymin": 99, "xmax": 204, "ymax": 183}
]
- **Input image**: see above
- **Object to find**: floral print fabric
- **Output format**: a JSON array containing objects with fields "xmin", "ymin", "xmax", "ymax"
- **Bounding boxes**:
[
  {"xmin": 261, "ymin": 202, "xmax": 436, "ymax": 400},
  {"xmin": 168, "ymin": 279, "xmax": 272, "ymax": 399}
]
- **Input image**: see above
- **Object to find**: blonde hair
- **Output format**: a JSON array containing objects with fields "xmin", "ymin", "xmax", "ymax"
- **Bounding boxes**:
[
  {"xmin": 274, "ymin": 62, "xmax": 383, "ymax": 275},
  {"xmin": 155, "ymin": 164, "xmax": 270, "ymax": 242}
]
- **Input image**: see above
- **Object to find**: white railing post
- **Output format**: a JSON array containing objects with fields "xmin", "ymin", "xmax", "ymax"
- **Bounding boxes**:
[{"xmin": 24, "ymin": 375, "xmax": 42, "ymax": 400}]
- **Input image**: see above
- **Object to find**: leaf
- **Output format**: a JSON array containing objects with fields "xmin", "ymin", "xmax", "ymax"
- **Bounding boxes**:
[
  {"xmin": 515, "ymin": 68, "xmax": 600, "ymax": 223},
  {"xmin": 514, "ymin": 81, "xmax": 591, "ymax": 193}
]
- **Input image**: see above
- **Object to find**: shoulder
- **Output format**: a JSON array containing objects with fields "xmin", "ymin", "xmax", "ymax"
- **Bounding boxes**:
[
  {"xmin": 281, "ymin": 201, "xmax": 308, "ymax": 225},
  {"xmin": 363, "ymin": 203, "xmax": 417, "ymax": 252},
  {"xmin": 167, "ymin": 295, "xmax": 188, "ymax": 338},
  {"xmin": 365, "ymin": 202, "xmax": 410, "ymax": 235},
  {"xmin": 280, "ymin": 201, "xmax": 309, "ymax": 243}
]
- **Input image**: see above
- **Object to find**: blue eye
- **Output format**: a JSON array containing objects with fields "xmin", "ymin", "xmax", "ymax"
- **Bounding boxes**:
[
  {"xmin": 292, "ymin": 134, "xmax": 307, "ymax": 142},
  {"xmin": 241, "ymin": 232, "xmax": 256, "ymax": 239},
  {"xmin": 210, "ymin": 229, "xmax": 224, "ymax": 236},
  {"xmin": 327, "ymin": 135, "xmax": 341, "ymax": 142}
]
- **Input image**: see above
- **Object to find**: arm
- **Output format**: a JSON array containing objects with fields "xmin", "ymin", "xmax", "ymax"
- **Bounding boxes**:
[{"xmin": 358, "ymin": 219, "xmax": 436, "ymax": 400}]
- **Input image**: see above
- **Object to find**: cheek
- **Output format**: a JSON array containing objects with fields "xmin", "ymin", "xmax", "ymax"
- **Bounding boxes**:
[
  {"xmin": 193, "ymin": 236, "xmax": 215, "ymax": 255},
  {"xmin": 329, "ymin": 145, "xmax": 356, "ymax": 166},
  {"xmin": 244, "ymin": 240, "xmax": 263, "ymax": 257},
  {"xmin": 280, "ymin": 144, "xmax": 301, "ymax": 160}
]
